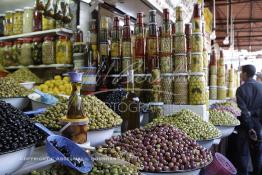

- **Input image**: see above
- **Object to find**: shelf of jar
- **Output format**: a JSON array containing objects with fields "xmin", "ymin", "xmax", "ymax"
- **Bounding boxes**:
[
  {"xmin": 5, "ymin": 64, "xmax": 73, "ymax": 70},
  {"xmin": 0, "ymin": 28, "xmax": 73, "ymax": 41}
]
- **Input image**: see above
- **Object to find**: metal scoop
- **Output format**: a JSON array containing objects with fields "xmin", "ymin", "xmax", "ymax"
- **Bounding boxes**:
[
  {"xmin": 35, "ymin": 123, "xmax": 93, "ymax": 173},
  {"xmin": 34, "ymin": 89, "xmax": 58, "ymax": 105}
]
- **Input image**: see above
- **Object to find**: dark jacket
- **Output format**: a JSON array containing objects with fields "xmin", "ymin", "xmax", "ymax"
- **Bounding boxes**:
[{"xmin": 236, "ymin": 79, "xmax": 262, "ymax": 134}]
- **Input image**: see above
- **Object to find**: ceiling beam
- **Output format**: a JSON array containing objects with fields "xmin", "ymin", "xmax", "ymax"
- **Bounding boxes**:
[
  {"xmin": 216, "ymin": 35, "xmax": 262, "ymax": 40},
  {"xmin": 216, "ymin": 19, "xmax": 262, "ymax": 25},
  {"xmin": 215, "ymin": 0, "xmax": 262, "ymax": 7}
]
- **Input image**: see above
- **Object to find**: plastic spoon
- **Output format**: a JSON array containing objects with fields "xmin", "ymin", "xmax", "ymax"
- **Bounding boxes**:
[
  {"xmin": 34, "ymin": 89, "xmax": 58, "ymax": 105},
  {"xmin": 35, "ymin": 123, "xmax": 93, "ymax": 173}
]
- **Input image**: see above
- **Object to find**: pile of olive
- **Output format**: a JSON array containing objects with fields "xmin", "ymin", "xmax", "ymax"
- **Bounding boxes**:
[
  {"xmin": 104, "ymin": 125, "xmax": 213, "ymax": 172},
  {"xmin": 209, "ymin": 109, "xmax": 240, "ymax": 126},
  {"xmin": 34, "ymin": 95, "xmax": 122, "ymax": 131},
  {"xmin": 147, "ymin": 109, "xmax": 221, "ymax": 140},
  {"xmin": 0, "ymin": 77, "xmax": 30, "ymax": 98},
  {"xmin": 7, "ymin": 67, "xmax": 41, "ymax": 83},
  {"xmin": 0, "ymin": 101, "xmax": 44, "ymax": 153}
]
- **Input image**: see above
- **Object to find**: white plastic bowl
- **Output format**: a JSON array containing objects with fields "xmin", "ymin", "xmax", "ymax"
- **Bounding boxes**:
[
  {"xmin": 197, "ymin": 136, "xmax": 221, "ymax": 150},
  {"xmin": 1, "ymin": 97, "xmax": 30, "ymax": 110},
  {"xmin": 20, "ymin": 82, "xmax": 35, "ymax": 90},
  {"xmin": 88, "ymin": 127, "xmax": 115, "ymax": 146},
  {"xmin": 28, "ymin": 93, "xmax": 53, "ymax": 110},
  {"xmin": 216, "ymin": 125, "xmax": 238, "ymax": 138},
  {"xmin": 0, "ymin": 146, "xmax": 35, "ymax": 175}
]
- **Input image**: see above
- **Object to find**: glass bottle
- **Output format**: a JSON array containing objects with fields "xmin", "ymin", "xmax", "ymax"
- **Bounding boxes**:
[
  {"xmin": 146, "ymin": 10, "xmax": 159, "ymax": 73},
  {"xmin": 34, "ymin": 7, "xmax": 42, "ymax": 31},
  {"xmin": 122, "ymin": 15, "xmax": 132, "ymax": 73},
  {"xmin": 67, "ymin": 72, "xmax": 85, "ymax": 119},
  {"xmin": 32, "ymin": 37, "xmax": 43, "ymax": 65},
  {"xmin": 44, "ymin": 0, "xmax": 55, "ymax": 18},
  {"xmin": 86, "ymin": 43, "xmax": 94, "ymax": 67},
  {"xmin": 35, "ymin": 0, "xmax": 45, "ymax": 11},
  {"xmin": 63, "ymin": 1, "xmax": 72, "ymax": 25},
  {"xmin": 134, "ymin": 12, "xmax": 145, "ymax": 74},
  {"xmin": 111, "ymin": 17, "xmax": 122, "ymax": 74},
  {"xmin": 209, "ymin": 40, "xmax": 217, "ymax": 86},
  {"xmin": 192, "ymin": 3, "xmax": 202, "ymax": 33},
  {"xmin": 160, "ymin": 8, "xmax": 172, "ymax": 73},
  {"xmin": 120, "ymin": 69, "xmax": 140, "ymax": 133},
  {"xmin": 55, "ymin": 0, "xmax": 64, "ymax": 28},
  {"xmin": 75, "ymin": 25, "xmax": 83, "ymax": 42},
  {"xmin": 56, "ymin": 35, "xmax": 72, "ymax": 64}
]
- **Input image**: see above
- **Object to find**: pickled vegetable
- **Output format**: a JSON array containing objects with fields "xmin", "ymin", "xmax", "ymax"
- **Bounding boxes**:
[
  {"xmin": 217, "ymin": 86, "xmax": 226, "ymax": 100},
  {"xmin": 173, "ymin": 73, "xmax": 188, "ymax": 104},
  {"xmin": 161, "ymin": 74, "xmax": 173, "ymax": 104},
  {"xmin": 160, "ymin": 56, "xmax": 172, "ymax": 73},
  {"xmin": 174, "ymin": 54, "xmax": 187, "ymax": 73},
  {"xmin": 191, "ymin": 52, "xmax": 203, "ymax": 72},
  {"xmin": 189, "ymin": 73, "xmax": 205, "ymax": 105},
  {"xmin": 191, "ymin": 33, "xmax": 203, "ymax": 52},
  {"xmin": 174, "ymin": 34, "xmax": 186, "ymax": 53},
  {"xmin": 209, "ymin": 86, "xmax": 217, "ymax": 100}
]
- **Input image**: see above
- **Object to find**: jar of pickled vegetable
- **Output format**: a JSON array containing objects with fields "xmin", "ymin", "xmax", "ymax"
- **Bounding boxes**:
[
  {"xmin": 148, "ymin": 102, "xmax": 164, "ymax": 122},
  {"xmin": 204, "ymin": 68, "xmax": 209, "ymax": 87},
  {"xmin": 0, "ymin": 42, "xmax": 4, "ymax": 65},
  {"xmin": 174, "ymin": 34, "xmax": 186, "ymax": 53},
  {"xmin": 203, "ymin": 49, "xmax": 209, "ymax": 69},
  {"xmin": 32, "ymin": 37, "xmax": 42, "ymax": 65},
  {"xmin": 3, "ymin": 42, "xmax": 13, "ymax": 67},
  {"xmin": 56, "ymin": 35, "xmax": 72, "ymax": 64},
  {"xmin": 13, "ymin": 9, "xmax": 23, "ymax": 34},
  {"xmin": 61, "ymin": 122, "xmax": 88, "ymax": 144},
  {"xmin": 209, "ymin": 86, "xmax": 217, "ymax": 100},
  {"xmin": 11, "ymin": 41, "xmax": 19, "ymax": 66},
  {"xmin": 217, "ymin": 76, "xmax": 226, "ymax": 87},
  {"xmin": 189, "ymin": 72, "xmax": 205, "ymax": 105},
  {"xmin": 161, "ymin": 73, "xmax": 173, "ymax": 104},
  {"xmin": 174, "ymin": 54, "xmax": 187, "ymax": 73},
  {"xmin": 4, "ymin": 11, "xmax": 14, "ymax": 36},
  {"xmin": 191, "ymin": 33, "xmax": 203, "ymax": 52},
  {"xmin": 205, "ymin": 87, "xmax": 209, "ymax": 107},
  {"xmin": 34, "ymin": 9, "xmax": 42, "ymax": 31},
  {"xmin": 173, "ymin": 73, "xmax": 188, "ymax": 104},
  {"xmin": 16, "ymin": 39, "xmax": 23, "ymax": 64},
  {"xmin": 191, "ymin": 52, "xmax": 203, "ymax": 72},
  {"xmin": 217, "ymin": 86, "xmax": 226, "ymax": 100},
  {"xmin": 42, "ymin": 15, "xmax": 55, "ymax": 30},
  {"xmin": 23, "ymin": 7, "xmax": 33, "ymax": 33},
  {"xmin": 228, "ymin": 88, "xmax": 234, "ymax": 98},
  {"xmin": 42, "ymin": 36, "xmax": 55, "ymax": 64},
  {"xmin": 160, "ymin": 56, "xmax": 172, "ymax": 73},
  {"xmin": 210, "ymin": 74, "xmax": 217, "ymax": 86},
  {"xmin": 0, "ymin": 14, "xmax": 4, "ymax": 37},
  {"xmin": 20, "ymin": 38, "xmax": 33, "ymax": 65}
]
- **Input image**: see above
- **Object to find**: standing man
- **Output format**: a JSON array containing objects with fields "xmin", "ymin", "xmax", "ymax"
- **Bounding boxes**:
[
  {"xmin": 257, "ymin": 72, "xmax": 262, "ymax": 83},
  {"xmin": 235, "ymin": 65, "xmax": 262, "ymax": 175}
]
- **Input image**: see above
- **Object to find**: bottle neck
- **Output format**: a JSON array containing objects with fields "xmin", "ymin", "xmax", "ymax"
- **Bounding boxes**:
[{"xmin": 127, "ymin": 70, "xmax": 135, "ymax": 93}]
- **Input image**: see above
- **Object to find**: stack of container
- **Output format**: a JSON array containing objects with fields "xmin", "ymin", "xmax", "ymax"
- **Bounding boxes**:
[
  {"xmin": 217, "ymin": 50, "xmax": 226, "ymax": 100},
  {"xmin": 173, "ymin": 6, "xmax": 188, "ymax": 105},
  {"xmin": 188, "ymin": 3, "xmax": 206, "ymax": 105},
  {"xmin": 209, "ymin": 40, "xmax": 217, "ymax": 100},
  {"xmin": 227, "ymin": 64, "xmax": 235, "ymax": 98}
]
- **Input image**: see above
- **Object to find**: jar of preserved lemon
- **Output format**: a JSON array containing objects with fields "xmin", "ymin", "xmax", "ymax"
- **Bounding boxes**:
[
  {"xmin": 23, "ymin": 7, "xmax": 33, "ymax": 33},
  {"xmin": 189, "ymin": 72, "xmax": 205, "ymax": 105},
  {"xmin": 20, "ymin": 38, "xmax": 33, "ymax": 65},
  {"xmin": 173, "ymin": 73, "xmax": 188, "ymax": 104},
  {"xmin": 217, "ymin": 86, "xmax": 226, "ymax": 100},
  {"xmin": 42, "ymin": 15, "xmax": 55, "ymax": 30},
  {"xmin": 56, "ymin": 36, "xmax": 72, "ymax": 64},
  {"xmin": 13, "ymin": 9, "xmax": 23, "ymax": 34},
  {"xmin": 209, "ymin": 86, "xmax": 217, "ymax": 100},
  {"xmin": 4, "ymin": 11, "xmax": 14, "ymax": 36}
]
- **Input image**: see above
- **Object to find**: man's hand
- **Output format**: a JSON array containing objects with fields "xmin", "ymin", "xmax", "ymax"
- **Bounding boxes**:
[{"xmin": 249, "ymin": 129, "xmax": 258, "ymax": 141}]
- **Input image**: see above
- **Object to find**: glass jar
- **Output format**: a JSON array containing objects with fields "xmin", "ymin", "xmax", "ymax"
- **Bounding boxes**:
[
  {"xmin": 148, "ymin": 102, "xmax": 164, "ymax": 122},
  {"xmin": 217, "ymin": 86, "xmax": 227, "ymax": 100},
  {"xmin": 34, "ymin": 9, "xmax": 42, "ymax": 31},
  {"xmin": 173, "ymin": 73, "xmax": 188, "ymax": 104},
  {"xmin": 150, "ymin": 69, "xmax": 161, "ymax": 102},
  {"xmin": 228, "ymin": 88, "xmax": 234, "ymax": 98},
  {"xmin": 42, "ymin": 15, "xmax": 55, "ymax": 30},
  {"xmin": 61, "ymin": 122, "xmax": 88, "ymax": 144},
  {"xmin": 191, "ymin": 33, "xmax": 203, "ymax": 52},
  {"xmin": 0, "ymin": 42, "xmax": 4, "ymax": 65},
  {"xmin": 16, "ymin": 39, "xmax": 23, "ymax": 65},
  {"xmin": 56, "ymin": 35, "xmax": 72, "ymax": 64},
  {"xmin": 174, "ymin": 34, "xmax": 186, "ymax": 53},
  {"xmin": 205, "ymin": 87, "xmax": 209, "ymax": 107},
  {"xmin": 189, "ymin": 73, "xmax": 205, "ymax": 105},
  {"xmin": 209, "ymin": 86, "xmax": 217, "ymax": 100},
  {"xmin": 3, "ymin": 42, "xmax": 13, "ymax": 67},
  {"xmin": 23, "ymin": 7, "xmax": 34, "ymax": 33},
  {"xmin": 32, "ymin": 37, "xmax": 42, "ymax": 65},
  {"xmin": 11, "ymin": 41, "xmax": 19, "ymax": 66},
  {"xmin": 20, "ymin": 38, "xmax": 33, "ymax": 65},
  {"xmin": 160, "ymin": 56, "xmax": 172, "ymax": 73},
  {"xmin": 203, "ymin": 49, "xmax": 209, "ymax": 69},
  {"xmin": 134, "ymin": 74, "xmax": 144, "ymax": 99},
  {"xmin": 161, "ymin": 73, "xmax": 173, "ymax": 104},
  {"xmin": 174, "ymin": 54, "xmax": 187, "ymax": 73},
  {"xmin": 210, "ymin": 74, "xmax": 217, "ymax": 86},
  {"xmin": 4, "ymin": 11, "xmax": 14, "ymax": 36},
  {"xmin": 42, "ymin": 36, "xmax": 55, "ymax": 64},
  {"xmin": 191, "ymin": 52, "xmax": 203, "ymax": 72},
  {"xmin": 217, "ymin": 76, "xmax": 226, "ymax": 87},
  {"xmin": 13, "ymin": 9, "xmax": 23, "ymax": 34},
  {"xmin": 0, "ymin": 14, "xmax": 4, "ymax": 36}
]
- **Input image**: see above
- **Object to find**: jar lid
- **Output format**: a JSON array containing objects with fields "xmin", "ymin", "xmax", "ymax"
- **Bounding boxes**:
[
  {"xmin": 16, "ymin": 39, "xmax": 23, "ymax": 44},
  {"xmin": 0, "ymin": 42, "xmax": 4, "ymax": 46},
  {"xmin": 173, "ymin": 73, "xmax": 188, "ymax": 76},
  {"xmin": 59, "ymin": 35, "xmax": 68, "ymax": 40},
  {"xmin": 44, "ymin": 35, "xmax": 54, "ymax": 40},
  {"xmin": 5, "ymin": 42, "xmax": 13, "ymax": 46},
  {"xmin": 190, "ymin": 72, "xmax": 205, "ymax": 76},
  {"xmin": 15, "ymin": 9, "xmax": 23, "ymax": 12},
  {"xmin": 33, "ymin": 37, "xmax": 42, "ymax": 42},
  {"xmin": 174, "ymin": 53, "xmax": 187, "ymax": 56},
  {"xmin": 191, "ymin": 52, "xmax": 202, "ymax": 55},
  {"xmin": 24, "ymin": 7, "xmax": 34, "ymax": 10},
  {"xmin": 148, "ymin": 102, "xmax": 164, "ymax": 106},
  {"xmin": 23, "ymin": 38, "xmax": 32, "ymax": 43},
  {"xmin": 192, "ymin": 32, "xmax": 203, "ymax": 35}
]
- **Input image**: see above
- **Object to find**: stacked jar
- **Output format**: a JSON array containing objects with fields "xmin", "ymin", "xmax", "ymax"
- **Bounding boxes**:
[
  {"xmin": 185, "ymin": 24, "xmax": 192, "ymax": 72},
  {"xmin": 73, "ymin": 26, "xmax": 85, "ymax": 69},
  {"xmin": 56, "ymin": 35, "xmax": 72, "ymax": 64},
  {"xmin": 0, "ymin": 42, "xmax": 4, "ymax": 65},
  {"xmin": 209, "ymin": 40, "xmax": 217, "ymax": 100},
  {"xmin": 173, "ymin": 73, "xmax": 188, "ymax": 104},
  {"xmin": 227, "ymin": 65, "xmax": 235, "ymax": 98},
  {"xmin": 217, "ymin": 49, "xmax": 226, "ymax": 100},
  {"xmin": 23, "ymin": 7, "xmax": 34, "ymax": 33},
  {"xmin": 151, "ymin": 69, "xmax": 161, "ymax": 102},
  {"xmin": 20, "ymin": 38, "xmax": 33, "ymax": 66},
  {"xmin": 42, "ymin": 36, "xmax": 55, "ymax": 64},
  {"xmin": 173, "ymin": 6, "xmax": 187, "ymax": 74},
  {"xmin": 13, "ymin": 9, "xmax": 23, "ymax": 34},
  {"xmin": 4, "ymin": 11, "xmax": 14, "ymax": 36},
  {"xmin": 189, "ymin": 4, "xmax": 206, "ymax": 105}
]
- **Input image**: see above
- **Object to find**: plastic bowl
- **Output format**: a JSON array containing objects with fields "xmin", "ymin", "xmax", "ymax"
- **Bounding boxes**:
[
  {"xmin": 20, "ymin": 82, "xmax": 35, "ymax": 90},
  {"xmin": 197, "ymin": 135, "xmax": 221, "ymax": 150},
  {"xmin": 88, "ymin": 127, "xmax": 116, "ymax": 146},
  {"xmin": 28, "ymin": 93, "xmax": 53, "ymax": 110},
  {"xmin": 0, "ymin": 97, "xmax": 30, "ymax": 110},
  {"xmin": 204, "ymin": 153, "xmax": 237, "ymax": 175},
  {"xmin": 0, "ymin": 146, "xmax": 35, "ymax": 175},
  {"xmin": 215, "ymin": 125, "xmax": 238, "ymax": 138}
]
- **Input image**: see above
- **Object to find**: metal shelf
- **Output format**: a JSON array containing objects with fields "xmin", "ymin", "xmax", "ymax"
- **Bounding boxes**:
[
  {"xmin": 0, "ymin": 28, "xmax": 73, "ymax": 41},
  {"xmin": 5, "ymin": 64, "xmax": 73, "ymax": 70}
]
